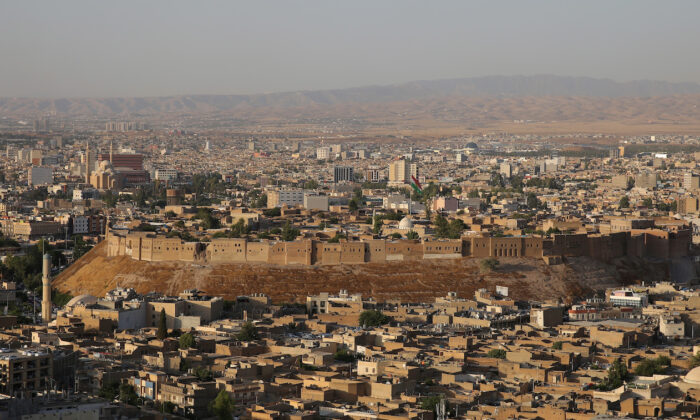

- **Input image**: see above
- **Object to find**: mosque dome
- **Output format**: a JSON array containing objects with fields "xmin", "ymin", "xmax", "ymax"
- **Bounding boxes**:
[
  {"xmin": 684, "ymin": 366, "xmax": 700, "ymax": 385},
  {"xmin": 96, "ymin": 160, "xmax": 115, "ymax": 175},
  {"xmin": 66, "ymin": 294, "xmax": 98, "ymax": 308},
  {"xmin": 398, "ymin": 216, "xmax": 414, "ymax": 230}
]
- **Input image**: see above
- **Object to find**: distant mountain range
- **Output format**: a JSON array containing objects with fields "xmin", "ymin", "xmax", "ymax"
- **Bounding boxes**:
[{"xmin": 2, "ymin": 75, "xmax": 700, "ymax": 116}]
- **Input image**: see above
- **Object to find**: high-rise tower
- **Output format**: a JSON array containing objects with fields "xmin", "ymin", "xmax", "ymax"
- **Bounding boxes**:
[{"xmin": 41, "ymin": 254, "xmax": 52, "ymax": 322}]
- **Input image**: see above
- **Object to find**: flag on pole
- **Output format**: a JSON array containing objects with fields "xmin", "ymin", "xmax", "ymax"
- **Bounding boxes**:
[{"xmin": 409, "ymin": 175, "xmax": 422, "ymax": 194}]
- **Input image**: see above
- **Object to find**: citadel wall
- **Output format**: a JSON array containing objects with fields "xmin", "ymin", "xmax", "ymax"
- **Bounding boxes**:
[{"xmin": 106, "ymin": 228, "xmax": 690, "ymax": 267}]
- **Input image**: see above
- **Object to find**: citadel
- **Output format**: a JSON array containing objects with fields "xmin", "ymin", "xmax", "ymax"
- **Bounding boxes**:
[{"xmin": 106, "ymin": 221, "xmax": 691, "ymax": 266}]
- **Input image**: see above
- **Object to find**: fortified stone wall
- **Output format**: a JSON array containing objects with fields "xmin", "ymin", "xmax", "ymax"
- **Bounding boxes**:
[{"xmin": 107, "ymin": 228, "xmax": 690, "ymax": 266}]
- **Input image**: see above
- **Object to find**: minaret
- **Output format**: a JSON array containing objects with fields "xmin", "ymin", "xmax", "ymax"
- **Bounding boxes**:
[
  {"xmin": 109, "ymin": 139, "xmax": 113, "ymax": 163},
  {"xmin": 105, "ymin": 212, "xmax": 110, "ymax": 242},
  {"xmin": 85, "ymin": 141, "xmax": 91, "ymax": 184},
  {"xmin": 41, "ymin": 254, "xmax": 52, "ymax": 322}
]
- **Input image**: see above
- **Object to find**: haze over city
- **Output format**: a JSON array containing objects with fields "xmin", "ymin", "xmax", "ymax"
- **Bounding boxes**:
[
  {"xmin": 1, "ymin": 2, "xmax": 700, "ymax": 419},
  {"xmin": 2, "ymin": 1, "xmax": 700, "ymax": 98}
]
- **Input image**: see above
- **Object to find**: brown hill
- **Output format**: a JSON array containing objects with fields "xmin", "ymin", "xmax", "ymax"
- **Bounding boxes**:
[
  {"xmin": 53, "ymin": 241, "xmax": 624, "ymax": 304},
  {"xmin": 4, "ymin": 75, "xmax": 700, "ymax": 116}
]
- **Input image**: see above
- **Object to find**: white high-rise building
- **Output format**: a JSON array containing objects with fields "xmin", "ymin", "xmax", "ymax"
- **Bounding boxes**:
[
  {"xmin": 316, "ymin": 147, "xmax": 331, "ymax": 160},
  {"xmin": 389, "ymin": 159, "xmax": 407, "ymax": 183},
  {"xmin": 389, "ymin": 159, "xmax": 419, "ymax": 184}
]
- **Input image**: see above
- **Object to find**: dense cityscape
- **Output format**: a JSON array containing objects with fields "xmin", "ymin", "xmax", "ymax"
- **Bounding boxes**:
[
  {"xmin": 0, "ymin": 113, "xmax": 697, "ymax": 419},
  {"xmin": 3, "ymin": 2, "xmax": 700, "ymax": 419}
]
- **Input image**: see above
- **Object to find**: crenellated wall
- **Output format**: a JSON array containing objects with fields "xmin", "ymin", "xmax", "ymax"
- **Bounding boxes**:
[{"xmin": 106, "ymin": 228, "xmax": 690, "ymax": 266}]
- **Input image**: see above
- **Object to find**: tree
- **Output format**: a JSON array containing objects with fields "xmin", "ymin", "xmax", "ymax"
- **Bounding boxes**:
[
  {"xmin": 179, "ymin": 332, "xmax": 195, "ymax": 349},
  {"xmin": 2, "ymin": 240, "xmax": 64, "ymax": 291},
  {"xmin": 420, "ymin": 395, "xmax": 443, "ymax": 413},
  {"xmin": 334, "ymin": 348, "xmax": 356, "ymax": 362},
  {"xmin": 642, "ymin": 197, "xmax": 653, "ymax": 208},
  {"xmin": 545, "ymin": 227, "xmax": 561, "ymax": 237},
  {"xmin": 195, "ymin": 208, "xmax": 221, "ymax": 229},
  {"xmin": 406, "ymin": 230, "xmax": 419, "ymax": 240},
  {"xmin": 552, "ymin": 341, "xmax": 563, "ymax": 350},
  {"xmin": 161, "ymin": 401, "xmax": 176, "ymax": 414},
  {"xmin": 690, "ymin": 352, "xmax": 700, "ymax": 369},
  {"xmin": 348, "ymin": 199, "xmax": 359, "ymax": 212},
  {"xmin": 119, "ymin": 383, "xmax": 138, "ymax": 405},
  {"xmin": 209, "ymin": 389, "xmax": 235, "ymax": 420},
  {"xmin": 72, "ymin": 235, "xmax": 92, "ymax": 260},
  {"xmin": 237, "ymin": 321, "xmax": 259, "ymax": 341},
  {"xmin": 98, "ymin": 382, "xmax": 119, "ymax": 401},
  {"xmin": 281, "ymin": 221, "xmax": 300, "ymax": 241},
  {"xmin": 510, "ymin": 175, "xmax": 523, "ymax": 191},
  {"xmin": 480, "ymin": 257, "xmax": 499, "ymax": 273},
  {"xmin": 53, "ymin": 291, "xmax": 73, "ymax": 307},
  {"xmin": 487, "ymin": 349, "xmax": 506, "ymax": 359},
  {"xmin": 597, "ymin": 358, "xmax": 630, "ymax": 390},
  {"xmin": 328, "ymin": 233, "xmax": 346, "ymax": 243},
  {"xmin": 490, "ymin": 173, "xmax": 505, "ymax": 188},
  {"xmin": 194, "ymin": 367, "xmax": 213, "ymax": 381},
  {"xmin": 373, "ymin": 216, "xmax": 383, "ymax": 235},
  {"xmin": 634, "ymin": 356, "xmax": 670, "ymax": 376},
  {"xmin": 619, "ymin": 195, "xmax": 630, "ymax": 208},
  {"xmin": 253, "ymin": 194, "xmax": 267, "ymax": 208},
  {"xmin": 303, "ymin": 180, "xmax": 319, "ymax": 190},
  {"xmin": 527, "ymin": 192, "xmax": 540, "ymax": 209},
  {"xmin": 156, "ymin": 309, "xmax": 167, "ymax": 339},
  {"xmin": 230, "ymin": 218, "xmax": 250, "ymax": 237},
  {"xmin": 447, "ymin": 219, "xmax": 465, "ymax": 239},
  {"xmin": 263, "ymin": 207, "xmax": 281, "ymax": 217},
  {"xmin": 353, "ymin": 187, "xmax": 363, "ymax": 202},
  {"xmin": 102, "ymin": 190, "xmax": 117, "ymax": 208},
  {"xmin": 433, "ymin": 214, "xmax": 449, "ymax": 238},
  {"xmin": 359, "ymin": 310, "xmax": 389, "ymax": 327}
]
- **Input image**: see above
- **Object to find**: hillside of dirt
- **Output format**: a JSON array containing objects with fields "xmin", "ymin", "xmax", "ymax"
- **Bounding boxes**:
[{"xmin": 54, "ymin": 241, "xmax": 632, "ymax": 304}]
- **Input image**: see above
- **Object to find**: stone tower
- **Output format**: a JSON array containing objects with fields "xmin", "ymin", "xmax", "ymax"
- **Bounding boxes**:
[{"xmin": 41, "ymin": 254, "xmax": 52, "ymax": 322}]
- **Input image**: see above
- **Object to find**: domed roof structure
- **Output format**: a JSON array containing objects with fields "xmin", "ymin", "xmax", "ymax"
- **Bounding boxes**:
[
  {"xmin": 465, "ymin": 142, "xmax": 479, "ymax": 149},
  {"xmin": 96, "ymin": 160, "xmax": 115, "ymax": 175},
  {"xmin": 684, "ymin": 366, "xmax": 700, "ymax": 385},
  {"xmin": 66, "ymin": 294, "xmax": 98, "ymax": 308},
  {"xmin": 398, "ymin": 216, "xmax": 414, "ymax": 230}
]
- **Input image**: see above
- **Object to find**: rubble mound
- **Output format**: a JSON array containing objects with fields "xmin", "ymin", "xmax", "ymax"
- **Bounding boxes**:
[{"xmin": 53, "ymin": 241, "xmax": 629, "ymax": 303}]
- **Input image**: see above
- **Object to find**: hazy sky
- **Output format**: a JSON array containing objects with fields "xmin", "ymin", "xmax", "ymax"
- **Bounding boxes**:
[{"xmin": 2, "ymin": 1, "xmax": 700, "ymax": 98}]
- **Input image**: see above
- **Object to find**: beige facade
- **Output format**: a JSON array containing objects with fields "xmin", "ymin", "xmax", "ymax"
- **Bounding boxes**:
[
  {"xmin": 107, "ymin": 226, "xmax": 690, "ymax": 268},
  {"xmin": 2, "ymin": 220, "xmax": 62, "ymax": 240},
  {"xmin": 0, "ymin": 350, "xmax": 53, "ymax": 396}
]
